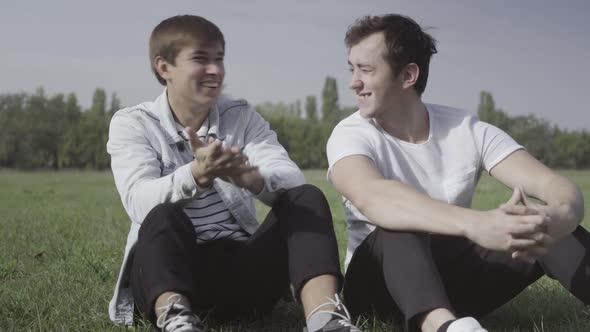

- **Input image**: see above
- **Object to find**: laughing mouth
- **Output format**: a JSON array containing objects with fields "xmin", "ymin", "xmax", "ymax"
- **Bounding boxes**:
[
  {"xmin": 357, "ymin": 92, "xmax": 371, "ymax": 102},
  {"xmin": 201, "ymin": 82, "xmax": 220, "ymax": 88}
]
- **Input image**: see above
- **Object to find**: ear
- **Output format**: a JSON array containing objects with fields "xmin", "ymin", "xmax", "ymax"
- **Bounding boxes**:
[
  {"xmin": 401, "ymin": 63, "xmax": 419, "ymax": 90},
  {"xmin": 154, "ymin": 55, "xmax": 172, "ymax": 82}
]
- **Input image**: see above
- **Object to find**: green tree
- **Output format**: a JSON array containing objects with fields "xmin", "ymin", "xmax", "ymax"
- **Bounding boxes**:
[
  {"xmin": 0, "ymin": 93, "xmax": 27, "ymax": 167},
  {"xmin": 59, "ymin": 94, "xmax": 83, "ymax": 168},
  {"xmin": 305, "ymin": 95, "xmax": 317, "ymax": 121},
  {"xmin": 477, "ymin": 91, "xmax": 510, "ymax": 130},
  {"xmin": 321, "ymin": 76, "xmax": 340, "ymax": 126},
  {"xmin": 294, "ymin": 99, "xmax": 302, "ymax": 118},
  {"xmin": 90, "ymin": 88, "xmax": 107, "ymax": 114},
  {"xmin": 108, "ymin": 92, "xmax": 121, "ymax": 117},
  {"xmin": 508, "ymin": 114, "xmax": 555, "ymax": 165},
  {"xmin": 71, "ymin": 88, "xmax": 111, "ymax": 169},
  {"xmin": 27, "ymin": 88, "xmax": 64, "ymax": 168},
  {"xmin": 552, "ymin": 129, "xmax": 590, "ymax": 169}
]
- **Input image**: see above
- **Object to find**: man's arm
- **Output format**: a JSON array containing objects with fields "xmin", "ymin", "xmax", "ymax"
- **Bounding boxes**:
[
  {"xmin": 107, "ymin": 113, "xmax": 204, "ymax": 225},
  {"xmin": 490, "ymin": 149, "xmax": 584, "ymax": 240},
  {"xmin": 330, "ymin": 154, "xmax": 548, "ymax": 252},
  {"xmin": 108, "ymin": 112, "xmax": 252, "ymax": 225}
]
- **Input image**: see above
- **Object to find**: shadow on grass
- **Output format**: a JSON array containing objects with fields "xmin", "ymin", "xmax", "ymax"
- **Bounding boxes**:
[
  {"xmin": 170, "ymin": 277, "xmax": 590, "ymax": 332},
  {"xmin": 482, "ymin": 277, "xmax": 589, "ymax": 332}
]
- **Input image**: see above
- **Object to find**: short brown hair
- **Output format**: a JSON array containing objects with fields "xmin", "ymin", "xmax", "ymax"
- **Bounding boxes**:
[
  {"xmin": 149, "ymin": 15, "xmax": 225, "ymax": 85},
  {"xmin": 345, "ymin": 14, "xmax": 437, "ymax": 95}
]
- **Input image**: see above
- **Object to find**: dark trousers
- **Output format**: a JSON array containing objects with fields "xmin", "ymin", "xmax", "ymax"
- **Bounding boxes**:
[
  {"xmin": 130, "ymin": 184, "xmax": 343, "ymax": 326},
  {"xmin": 343, "ymin": 226, "xmax": 590, "ymax": 331}
]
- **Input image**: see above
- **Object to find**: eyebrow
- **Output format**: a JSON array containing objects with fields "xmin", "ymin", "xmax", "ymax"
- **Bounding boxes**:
[
  {"xmin": 191, "ymin": 50, "xmax": 225, "ymax": 56},
  {"xmin": 348, "ymin": 60, "xmax": 371, "ymax": 68}
]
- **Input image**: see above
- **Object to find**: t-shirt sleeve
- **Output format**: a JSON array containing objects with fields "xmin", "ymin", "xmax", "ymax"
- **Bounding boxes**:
[
  {"xmin": 326, "ymin": 122, "xmax": 374, "ymax": 177},
  {"xmin": 473, "ymin": 119, "xmax": 524, "ymax": 173}
]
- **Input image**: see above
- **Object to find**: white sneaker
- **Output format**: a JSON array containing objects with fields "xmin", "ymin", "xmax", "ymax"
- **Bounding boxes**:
[
  {"xmin": 446, "ymin": 317, "xmax": 487, "ymax": 332},
  {"xmin": 304, "ymin": 294, "xmax": 362, "ymax": 332},
  {"xmin": 156, "ymin": 294, "xmax": 207, "ymax": 332}
]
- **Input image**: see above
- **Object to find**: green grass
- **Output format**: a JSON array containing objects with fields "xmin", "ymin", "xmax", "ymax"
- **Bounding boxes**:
[{"xmin": 1, "ymin": 170, "xmax": 590, "ymax": 331}]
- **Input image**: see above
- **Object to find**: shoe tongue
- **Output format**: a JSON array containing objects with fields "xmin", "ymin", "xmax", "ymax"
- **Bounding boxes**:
[{"xmin": 165, "ymin": 305, "xmax": 185, "ymax": 320}]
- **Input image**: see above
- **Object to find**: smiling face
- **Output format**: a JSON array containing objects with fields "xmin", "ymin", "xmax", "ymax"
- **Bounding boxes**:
[
  {"xmin": 348, "ymin": 32, "xmax": 403, "ymax": 119},
  {"xmin": 158, "ymin": 41, "xmax": 225, "ymax": 112}
]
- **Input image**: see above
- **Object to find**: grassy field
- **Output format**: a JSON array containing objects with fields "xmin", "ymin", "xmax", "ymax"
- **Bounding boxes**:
[{"xmin": 1, "ymin": 169, "xmax": 590, "ymax": 331}]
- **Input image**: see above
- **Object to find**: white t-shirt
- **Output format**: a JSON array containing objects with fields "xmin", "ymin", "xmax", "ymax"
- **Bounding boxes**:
[{"xmin": 326, "ymin": 103, "xmax": 523, "ymax": 268}]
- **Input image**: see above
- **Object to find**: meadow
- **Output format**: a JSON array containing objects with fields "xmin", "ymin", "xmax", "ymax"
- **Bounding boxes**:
[{"xmin": 1, "ymin": 170, "xmax": 590, "ymax": 331}]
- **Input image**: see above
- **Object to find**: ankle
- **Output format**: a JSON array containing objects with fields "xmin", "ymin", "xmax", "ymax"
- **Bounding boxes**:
[
  {"xmin": 420, "ymin": 308, "xmax": 456, "ymax": 332},
  {"xmin": 154, "ymin": 292, "xmax": 191, "ymax": 318}
]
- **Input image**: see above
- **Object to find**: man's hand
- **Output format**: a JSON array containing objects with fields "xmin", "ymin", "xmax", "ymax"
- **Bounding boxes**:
[
  {"xmin": 465, "ymin": 187, "xmax": 552, "ymax": 263},
  {"xmin": 500, "ymin": 185, "xmax": 570, "ymax": 262},
  {"xmin": 185, "ymin": 127, "xmax": 256, "ymax": 188}
]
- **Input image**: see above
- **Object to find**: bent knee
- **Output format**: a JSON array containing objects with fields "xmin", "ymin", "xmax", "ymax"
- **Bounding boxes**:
[
  {"xmin": 144, "ymin": 202, "xmax": 181, "ymax": 220},
  {"xmin": 281, "ymin": 184, "xmax": 328, "ymax": 205},
  {"xmin": 372, "ymin": 228, "xmax": 431, "ymax": 252},
  {"xmin": 141, "ymin": 202, "xmax": 191, "ymax": 232}
]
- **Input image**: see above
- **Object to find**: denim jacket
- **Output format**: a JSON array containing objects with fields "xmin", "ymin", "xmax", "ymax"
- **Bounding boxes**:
[{"xmin": 106, "ymin": 90, "xmax": 305, "ymax": 325}]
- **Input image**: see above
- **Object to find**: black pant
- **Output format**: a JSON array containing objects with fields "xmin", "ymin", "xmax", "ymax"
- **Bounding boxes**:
[
  {"xmin": 343, "ymin": 226, "xmax": 590, "ymax": 331},
  {"xmin": 129, "ymin": 184, "xmax": 342, "ymax": 326}
]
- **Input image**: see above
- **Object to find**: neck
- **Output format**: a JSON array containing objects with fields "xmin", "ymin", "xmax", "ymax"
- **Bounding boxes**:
[
  {"xmin": 376, "ymin": 96, "xmax": 429, "ymax": 143},
  {"xmin": 167, "ymin": 89, "xmax": 211, "ymax": 130}
]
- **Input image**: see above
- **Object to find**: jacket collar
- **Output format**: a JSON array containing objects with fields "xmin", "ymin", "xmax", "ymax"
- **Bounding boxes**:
[{"xmin": 154, "ymin": 89, "xmax": 225, "ymax": 144}]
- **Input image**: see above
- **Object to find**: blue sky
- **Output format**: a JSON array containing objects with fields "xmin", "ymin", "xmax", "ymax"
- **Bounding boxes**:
[{"xmin": 1, "ymin": 0, "xmax": 589, "ymax": 129}]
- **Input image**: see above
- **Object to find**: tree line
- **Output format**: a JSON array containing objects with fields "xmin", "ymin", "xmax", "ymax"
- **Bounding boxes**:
[
  {"xmin": 477, "ymin": 91, "xmax": 590, "ymax": 169},
  {"xmin": 0, "ymin": 88, "xmax": 117, "ymax": 169},
  {"xmin": 0, "ymin": 81, "xmax": 588, "ymax": 170}
]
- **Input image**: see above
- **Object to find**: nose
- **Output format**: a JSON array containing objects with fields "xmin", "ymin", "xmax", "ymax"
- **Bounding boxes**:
[
  {"xmin": 206, "ymin": 62, "xmax": 224, "ymax": 76},
  {"xmin": 349, "ymin": 73, "xmax": 362, "ymax": 91}
]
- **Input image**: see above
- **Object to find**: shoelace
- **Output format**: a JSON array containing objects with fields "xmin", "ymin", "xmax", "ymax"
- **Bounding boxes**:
[
  {"xmin": 306, "ymin": 294, "xmax": 360, "ymax": 331},
  {"xmin": 156, "ymin": 294, "xmax": 206, "ymax": 332}
]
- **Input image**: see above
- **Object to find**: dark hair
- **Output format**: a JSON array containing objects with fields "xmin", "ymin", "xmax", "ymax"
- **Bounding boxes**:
[
  {"xmin": 345, "ymin": 14, "xmax": 437, "ymax": 95},
  {"xmin": 149, "ymin": 15, "xmax": 225, "ymax": 85}
]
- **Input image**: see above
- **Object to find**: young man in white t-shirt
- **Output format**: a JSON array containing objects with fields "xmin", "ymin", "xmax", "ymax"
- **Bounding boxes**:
[{"xmin": 326, "ymin": 14, "xmax": 590, "ymax": 332}]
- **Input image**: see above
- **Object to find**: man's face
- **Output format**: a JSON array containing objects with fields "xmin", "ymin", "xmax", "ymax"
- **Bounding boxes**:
[
  {"xmin": 165, "ymin": 41, "xmax": 225, "ymax": 111},
  {"xmin": 348, "ymin": 32, "xmax": 401, "ymax": 119}
]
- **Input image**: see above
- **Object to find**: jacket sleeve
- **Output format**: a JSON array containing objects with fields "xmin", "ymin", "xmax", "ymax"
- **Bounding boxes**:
[
  {"xmin": 241, "ymin": 106, "xmax": 306, "ymax": 206},
  {"xmin": 107, "ymin": 111, "xmax": 203, "ymax": 225}
]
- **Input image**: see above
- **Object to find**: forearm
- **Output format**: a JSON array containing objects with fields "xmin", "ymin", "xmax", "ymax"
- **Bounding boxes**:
[
  {"xmin": 119, "ymin": 163, "xmax": 201, "ymax": 224},
  {"xmin": 490, "ymin": 150, "xmax": 584, "ymax": 237},
  {"xmin": 353, "ymin": 179, "xmax": 479, "ymax": 236},
  {"xmin": 255, "ymin": 166, "xmax": 305, "ymax": 205}
]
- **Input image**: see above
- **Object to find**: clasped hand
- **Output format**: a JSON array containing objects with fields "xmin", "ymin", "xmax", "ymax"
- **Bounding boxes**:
[
  {"xmin": 185, "ymin": 127, "xmax": 262, "ymax": 192},
  {"xmin": 468, "ymin": 186, "xmax": 554, "ymax": 264}
]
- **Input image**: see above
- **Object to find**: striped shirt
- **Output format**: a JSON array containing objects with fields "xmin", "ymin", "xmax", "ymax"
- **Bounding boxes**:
[{"xmin": 177, "ymin": 119, "xmax": 250, "ymax": 244}]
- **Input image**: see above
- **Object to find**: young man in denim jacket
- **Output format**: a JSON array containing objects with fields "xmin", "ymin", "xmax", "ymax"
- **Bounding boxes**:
[{"xmin": 107, "ymin": 15, "xmax": 360, "ymax": 332}]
